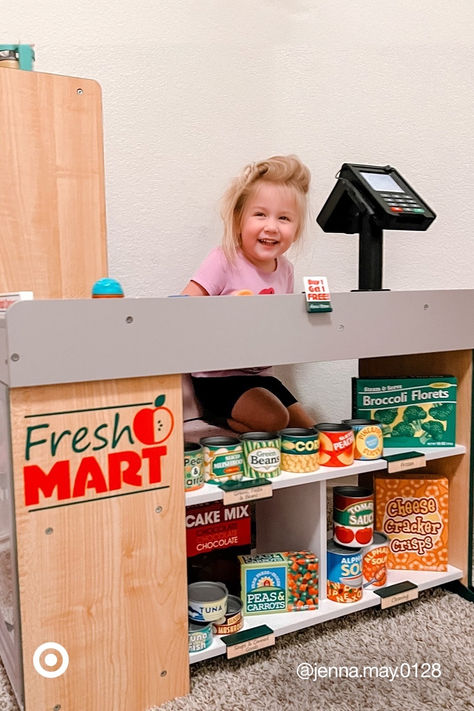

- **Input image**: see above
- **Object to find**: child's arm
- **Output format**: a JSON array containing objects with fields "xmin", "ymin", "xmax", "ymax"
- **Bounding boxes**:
[{"xmin": 181, "ymin": 280, "xmax": 209, "ymax": 296}]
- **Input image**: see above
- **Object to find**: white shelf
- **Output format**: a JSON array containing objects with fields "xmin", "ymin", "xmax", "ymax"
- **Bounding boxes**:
[
  {"xmin": 189, "ymin": 565, "xmax": 463, "ymax": 664},
  {"xmin": 185, "ymin": 444, "xmax": 466, "ymax": 506}
]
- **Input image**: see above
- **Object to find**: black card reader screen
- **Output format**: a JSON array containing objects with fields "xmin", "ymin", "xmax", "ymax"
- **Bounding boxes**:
[{"xmin": 360, "ymin": 171, "xmax": 404, "ymax": 192}]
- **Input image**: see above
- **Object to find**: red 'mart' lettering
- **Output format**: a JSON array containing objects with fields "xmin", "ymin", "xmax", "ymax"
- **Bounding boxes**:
[
  {"xmin": 72, "ymin": 456, "xmax": 108, "ymax": 498},
  {"xmin": 108, "ymin": 450, "xmax": 142, "ymax": 488},
  {"xmin": 142, "ymin": 445, "xmax": 167, "ymax": 483},
  {"xmin": 24, "ymin": 460, "xmax": 71, "ymax": 506}
]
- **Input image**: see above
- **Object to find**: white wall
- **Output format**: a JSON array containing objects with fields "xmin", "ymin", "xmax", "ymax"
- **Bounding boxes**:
[{"xmin": 3, "ymin": 1, "xmax": 474, "ymax": 421}]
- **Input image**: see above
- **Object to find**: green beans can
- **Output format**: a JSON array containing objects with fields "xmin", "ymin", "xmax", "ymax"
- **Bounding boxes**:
[
  {"xmin": 241, "ymin": 431, "xmax": 281, "ymax": 479},
  {"xmin": 184, "ymin": 441, "xmax": 204, "ymax": 491}
]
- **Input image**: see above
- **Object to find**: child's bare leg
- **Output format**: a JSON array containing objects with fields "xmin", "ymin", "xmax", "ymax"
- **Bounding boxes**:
[
  {"xmin": 287, "ymin": 402, "xmax": 315, "ymax": 428},
  {"xmin": 227, "ymin": 387, "xmax": 290, "ymax": 433}
]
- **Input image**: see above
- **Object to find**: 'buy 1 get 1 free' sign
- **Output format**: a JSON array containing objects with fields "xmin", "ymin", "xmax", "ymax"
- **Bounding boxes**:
[{"xmin": 185, "ymin": 501, "xmax": 251, "ymax": 557}]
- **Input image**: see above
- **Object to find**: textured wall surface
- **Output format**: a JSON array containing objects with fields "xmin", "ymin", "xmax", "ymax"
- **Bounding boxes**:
[{"xmin": 2, "ymin": 0, "xmax": 473, "ymax": 419}]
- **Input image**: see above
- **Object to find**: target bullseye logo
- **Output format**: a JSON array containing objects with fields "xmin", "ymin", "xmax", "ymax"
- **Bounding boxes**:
[{"xmin": 33, "ymin": 642, "xmax": 69, "ymax": 678}]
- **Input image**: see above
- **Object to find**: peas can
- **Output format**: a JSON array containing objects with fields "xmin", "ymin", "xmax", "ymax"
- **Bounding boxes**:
[
  {"xmin": 326, "ymin": 538, "xmax": 362, "ymax": 603},
  {"xmin": 361, "ymin": 532, "xmax": 389, "ymax": 588},
  {"xmin": 241, "ymin": 431, "xmax": 281, "ymax": 479},
  {"xmin": 279, "ymin": 427, "xmax": 319, "ymax": 474},
  {"xmin": 184, "ymin": 441, "xmax": 204, "ymax": 491},
  {"xmin": 200, "ymin": 436, "xmax": 243, "ymax": 484},
  {"xmin": 333, "ymin": 486, "xmax": 374, "ymax": 548},
  {"xmin": 316, "ymin": 422, "xmax": 354, "ymax": 467},
  {"xmin": 341, "ymin": 419, "xmax": 383, "ymax": 460}
]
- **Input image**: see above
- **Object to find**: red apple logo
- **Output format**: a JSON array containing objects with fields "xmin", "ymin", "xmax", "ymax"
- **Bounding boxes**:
[
  {"xmin": 334, "ymin": 526, "xmax": 354, "ymax": 544},
  {"xmin": 133, "ymin": 395, "xmax": 175, "ymax": 445}
]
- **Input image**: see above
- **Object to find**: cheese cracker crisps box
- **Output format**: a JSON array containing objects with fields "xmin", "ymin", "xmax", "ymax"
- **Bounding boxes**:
[
  {"xmin": 375, "ymin": 473, "xmax": 448, "ymax": 571},
  {"xmin": 352, "ymin": 376, "xmax": 457, "ymax": 448}
]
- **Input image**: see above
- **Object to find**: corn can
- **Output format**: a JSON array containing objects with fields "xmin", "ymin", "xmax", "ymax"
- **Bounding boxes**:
[
  {"xmin": 200, "ymin": 436, "xmax": 243, "ymax": 484},
  {"xmin": 326, "ymin": 539, "xmax": 362, "ymax": 603},
  {"xmin": 279, "ymin": 427, "xmax": 319, "ymax": 474},
  {"xmin": 341, "ymin": 419, "xmax": 383, "ymax": 460},
  {"xmin": 333, "ymin": 486, "xmax": 374, "ymax": 548},
  {"xmin": 361, "ymin": 532, "xmax": 389, "ymax": 588},
  {"xmin": 184, "ymin": 441, "xmax": 204, "ymax": 491},
  {"xmin": 241, "ymin": 431, "xmax": 281, "ymax": 479},
  {"xmin": 316, "ymin": 423, "xmax": 354, "ymax": 467}
]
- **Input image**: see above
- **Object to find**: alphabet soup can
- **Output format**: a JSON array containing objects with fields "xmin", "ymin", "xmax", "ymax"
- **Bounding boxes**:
[
  {"xmin": 326, "ymin": 539, "xmax": 362, "ymax": 603},
  {"xmin": 333, "ymin": 486, "xmax": 374, "ymax": 548},
  {"xmin": 241, "ymin": 431, "xmax": 281, "ymax": 479},
  {"xmin": 279, "ymin": 428, "xmax": 319, "ymax": 474},
  {"xmin": 341, "ymin": 419, "xmax": 382, "ymax": 460},
  {"xmin": 316, "ymin": 423, "xmax": 354, "ymax": 467},
  {"xmin": 361, "ymin": 532, "xmax": 389, "ymax": 588},
  {"xmin": 184, "ymin": 441, "xmax": 204, "ymax": 491}
]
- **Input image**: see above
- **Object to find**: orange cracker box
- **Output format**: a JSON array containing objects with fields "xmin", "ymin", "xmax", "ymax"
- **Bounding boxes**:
[{"xmin": 374, "ymin": 473, "xmax": 448, "ymax": 571}]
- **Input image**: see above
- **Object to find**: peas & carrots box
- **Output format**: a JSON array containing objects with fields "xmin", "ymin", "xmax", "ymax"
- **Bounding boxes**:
[
  {"xmin": 352, "ymin": 376, "xmax": 457, "ymax": 448},
  {"xmin": 239, "ymin": 551, "xmax": 319, "ymax": 615}
]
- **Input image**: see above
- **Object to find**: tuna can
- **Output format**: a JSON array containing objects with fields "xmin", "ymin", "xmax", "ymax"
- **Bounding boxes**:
[
  {"xmin": 200, "ymin": 436, "xmax": 243, "ymax": 484},
  {"xmin": 362, "ymin": 532, "xmax": 389, "ymax": 588},
  {"xmin": 279, "ymin": 427, "xmax": 319, "ymax": 474},
  {"xmin": 316, "ymin": 423, "xmax": 354, "ymax": 467},
  {"xmin": 188, "ymin": 581, "xmax": 228, "ymax": 622},
  {"xmin": 241, "ymin": 431, "xmax": 281, "ymax": 479},
  {"xmin": 212, "ymin": 595, "xmax": 243, "ymax": 635},
  {"xmin": 326, "ymin": 538, "xmax": 362, "ymax": 603},
  {"xmin": 333, "ymin": 486, "xmax": 374, "ymax": 548},
  {"xmin": 341, "ymin": 419, "xmax": 383, "ymax": 460},
  {"xmin": 188, "ymin": 621, "xmax": 213, "ymax": 653},
  {"xmin": 184, "ymin": 441, "xmax": 204, "ymax": 491}
]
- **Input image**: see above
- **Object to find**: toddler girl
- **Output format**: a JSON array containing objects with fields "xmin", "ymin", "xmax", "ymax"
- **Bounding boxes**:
[{"xmin": 182, "ymin": 154, "xmax": 314, "ymax": 433}]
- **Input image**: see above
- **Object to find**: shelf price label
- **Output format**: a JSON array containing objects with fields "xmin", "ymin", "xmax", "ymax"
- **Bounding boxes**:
[
  {"xmin": 383, "ymin": 451, "xmax": 426, "ymax": 474},
  {"xmin": 219, "ymin": 478, "xmax": 273, "ymax": 505},
  {"xmin": 303, "ymin": 276, "xmax": 332, "ymax": 313},
  {"xmin": 373, "ymin": 581, "xmax": 419, "ymax": 610},
  {"xmin": 222, "ymin": 624, "xmax": 275, "ymax": 659}
]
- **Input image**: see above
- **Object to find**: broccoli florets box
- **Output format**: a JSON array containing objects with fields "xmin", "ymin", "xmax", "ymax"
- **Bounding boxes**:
[{"xmin": 352, "ymin": 376, "xmax": 457, "ymax": 448}]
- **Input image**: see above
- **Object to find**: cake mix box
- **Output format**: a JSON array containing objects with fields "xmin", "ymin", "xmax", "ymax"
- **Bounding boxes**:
[
  {"xmin": 352, "ymin": 376, "xmax": 457, "ymax": 448},
  {"xmin": 375, "ymin": 474, "xmax": 448, "ymax": 571},
  {"xmin": 239, "ymin": 551, "xmax": 319, "ymax": 615}
]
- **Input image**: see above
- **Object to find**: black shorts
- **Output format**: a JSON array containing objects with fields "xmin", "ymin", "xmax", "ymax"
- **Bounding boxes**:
[{"xmin": 191, "ymin": 375, "xmax": 297, "ymax": 423}]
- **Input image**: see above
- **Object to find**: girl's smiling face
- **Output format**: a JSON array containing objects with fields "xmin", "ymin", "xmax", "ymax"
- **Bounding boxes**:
[{"xmin": 239, "ymin": 181, "xmax": 300, "ymax": 272}]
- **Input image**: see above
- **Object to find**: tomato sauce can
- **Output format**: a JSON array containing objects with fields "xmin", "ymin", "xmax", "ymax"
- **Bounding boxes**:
[
  {"xmin": 279, "ymin": 427, "xmax": 319, "ymax": 474},
  {"xmin": 315, "ymin": 423, "xmax": 354, "ymax": 467},
  {"xmin": 333, "ymin": 486, "xmax": 374, "ymax": 548},
  {"xmin": 326, "ymin": 539, "xmax": 362, "ymax": 603},
  {"xmin": 361, "ymin": 532, "xmax": 389, "ymax": 588},
  {"xmin": 241, "ymin": 431, "xmax": 281, "ymax": 479},
  {"xmin": 188, "ymin": 621, "xmax": 213, "ymax": 653},
  {"xmin": 200, "ymin": 436, "xmax": 243, "ymax": 484},
  {"xmin": 184, "ymin": 441, "xmax": 204, "ymax": 491},
  {"xmin": 341, "ymin": 419, "xmax": 383, "ymax": 460},
  {"xmin": 212, "ymin": 595, "xmax": 243, "ymax": 635}
]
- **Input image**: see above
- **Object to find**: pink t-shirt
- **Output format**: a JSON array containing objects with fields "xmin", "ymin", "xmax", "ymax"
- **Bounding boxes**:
[{"xmin": 191, "ymin": 247, "xmax": 294, "ymax": 377}]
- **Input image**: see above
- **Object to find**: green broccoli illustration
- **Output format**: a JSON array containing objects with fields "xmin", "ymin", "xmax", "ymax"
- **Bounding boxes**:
[
  {"xmin": 420, "ymin": 420, "xmax": 446, "ymax": 444},
  {"xmin": 374, "ymin": 408, "xmax": 399, "ymax": 436},
  {"xmin": 402, "ymin": 405, "xmax": 428, "ymax": 434},
  {"xmin": 391, "ymin": 421, "xmax": 416, "ymax": 438},
  {"xmin": 429, "ymin": 403, "xmax": 454, "ymax": 423}
]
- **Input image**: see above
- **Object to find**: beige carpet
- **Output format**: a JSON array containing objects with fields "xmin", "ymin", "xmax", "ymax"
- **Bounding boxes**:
[{"xmin": 1, "ymin": 587, "xmax": 472, "ymax": 711}]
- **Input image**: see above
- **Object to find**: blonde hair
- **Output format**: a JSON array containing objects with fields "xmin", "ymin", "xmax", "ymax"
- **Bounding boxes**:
[{"xmin": 220, "ymin": 154, "xmax": 311, "ymax": 262}]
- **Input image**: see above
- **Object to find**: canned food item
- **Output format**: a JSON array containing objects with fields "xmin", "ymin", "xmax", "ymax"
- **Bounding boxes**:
[
  {"xmin": 362, "ymin": 532, "xmax": 389, "ymax": 588},
  {"xmin": 316, "ymin": 423, "xmax": 354, "ymax": 467},
  {"xmin": 200, "ymin": 436, "xmax": 243, "ymax": 484},
  {"xmin": 212, "ymin": 595, "xmax": 243, "ymax": 635},
  {"xmin": 188, "ymin": 581, "xmax": 228, "ymax": 622},
  {"xmin": 341, "ymin": 419, "xmax": 383, "ymax": 460},
  {"xmin": 333, "ymin": 486, "xmax": 374, "ymax": 548},
  {"xmin": 280, "ymin": 428, "xmax": 319, "ymax": 474},
  {"xmin": 184, "ymin": 441, "xmax": 204, "ymax": 491},
  {"xmin": 326, "ymin": 538, "xmax": 362, "ymax": 603},
  {"xmin": 188, "ymin": 621, "xmax": 213, "ymax": 653},
  {"xmin": 241, "ymin": 431, "xmax": 281, "ymax": 479}
]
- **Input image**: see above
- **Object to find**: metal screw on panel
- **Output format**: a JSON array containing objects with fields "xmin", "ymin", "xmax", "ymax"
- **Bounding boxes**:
[
  {"xmin": 155, "ymin": 506, "xmax": 163, "ymax": 514},
  {"xmin": 11, "ymin": 353, "xmax": 20, "ymax": 362},
  {"xmin": 126, "ymin": 316, "xmax": 134, "ymax": 324},
  {"xmin": 53, "ymin": 705, "xmax": 62, "ymax": 711},
  {"xmin": 160, "ymin": 670, "xmax": 167, "ymax": 677},
  {"xmin": 45, "ymin": 527, "xmax": 54, "ymax": 535},
  {"xmin": 338, "ymin": 324, "xmax": 344, "ymax": 331},
  {"xmin": 76, "ymin": 88, "xmax": 83, "ymax": 94},
  {"xmin": 424, "ymin": 304, "xmax": 429, "ymax": 310}
]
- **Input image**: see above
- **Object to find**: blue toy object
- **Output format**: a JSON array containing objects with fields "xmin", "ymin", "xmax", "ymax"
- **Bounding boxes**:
[{"xmin": 91, "ymin": 278, "xmax": 124, "ymax": 298}]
